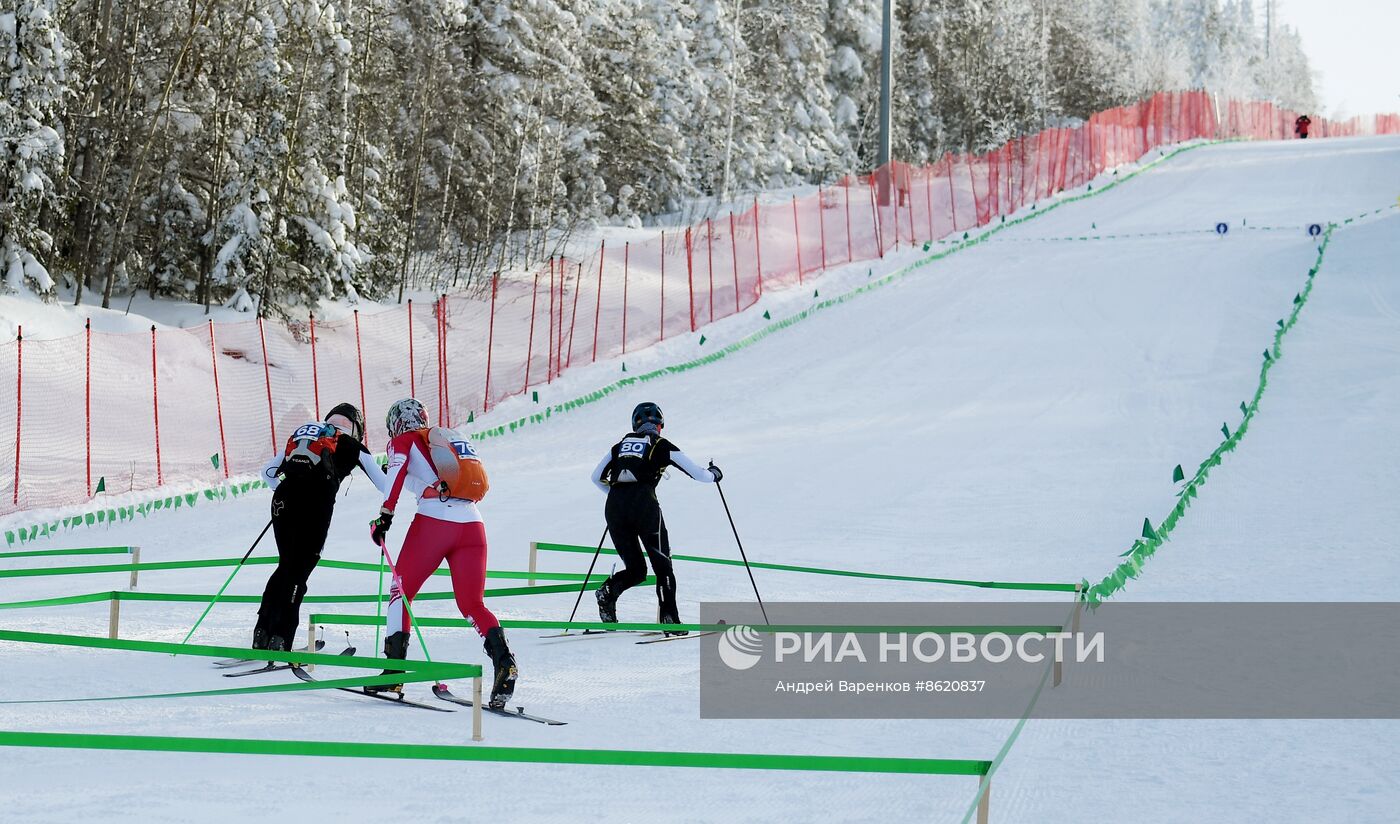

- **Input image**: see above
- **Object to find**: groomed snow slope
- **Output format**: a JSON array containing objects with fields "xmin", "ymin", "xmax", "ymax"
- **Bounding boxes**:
[{"xmin": 2, "ymin": 136, "xmax": 1399, "ymax": 823}]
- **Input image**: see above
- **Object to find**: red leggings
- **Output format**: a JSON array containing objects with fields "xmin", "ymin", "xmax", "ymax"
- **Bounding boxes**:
[{"xmin": 387, "ymin": 516, "xmax": 499, "ymax": 638}]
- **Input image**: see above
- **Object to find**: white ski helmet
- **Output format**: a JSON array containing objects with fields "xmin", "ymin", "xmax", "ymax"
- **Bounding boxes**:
[{"xmin": 385, "ymin": 398, "xmax": 429, "ymax": 438}]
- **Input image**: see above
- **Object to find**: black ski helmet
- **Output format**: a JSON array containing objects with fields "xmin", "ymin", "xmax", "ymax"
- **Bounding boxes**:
[
  {"xmin": 632, "ymin": 402, "xmax": 663, "ymax": 431},
  {"xmin": 325, "ymin": 402, "xmax": 365, "ymax": 442}
]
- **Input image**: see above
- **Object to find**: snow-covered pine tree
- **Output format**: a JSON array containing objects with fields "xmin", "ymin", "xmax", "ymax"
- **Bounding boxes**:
[
  {"xmin": 0, "ymin": 0, "xmax": 69, "ymax": 295},
  {"xmin": 579, "ymin": 0, "xmax": 689, "ymax": 218},
  {"xmin": 740, "ymin": 0, "xmax": 845, "ymax": 186},
  {"xmin": 824, "ymin": 0, "xmax": 882, "ymax": 171}
]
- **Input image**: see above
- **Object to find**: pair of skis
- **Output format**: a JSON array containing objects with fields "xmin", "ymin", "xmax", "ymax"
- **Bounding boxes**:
[
  {"xmin": 216, "ymin": 640, "xmax": 343, "ymax": 678},
  {"xmin": 541, "ymin": 622, "xmax": 725, "ymax": 645},
  {"xmin": 288, "ymin": 666, "xmax": 563, "ymax": 724}
]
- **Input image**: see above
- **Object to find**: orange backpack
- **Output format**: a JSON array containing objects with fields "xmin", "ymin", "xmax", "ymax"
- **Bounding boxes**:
[{"xmin": 424, "ymin": 427, "xmax": 489, "ymax": 502}]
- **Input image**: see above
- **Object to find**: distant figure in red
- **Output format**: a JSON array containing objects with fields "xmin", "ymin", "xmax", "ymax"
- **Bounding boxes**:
[{"xmin": 1295, "ymin": 115, "xmax": 1312, "ymax": 139}]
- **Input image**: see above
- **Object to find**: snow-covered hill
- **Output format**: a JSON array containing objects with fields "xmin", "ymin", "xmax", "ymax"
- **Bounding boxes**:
[{"xmin": 2, "ymin": 135, "xmax": 1398, "ymax": 823}]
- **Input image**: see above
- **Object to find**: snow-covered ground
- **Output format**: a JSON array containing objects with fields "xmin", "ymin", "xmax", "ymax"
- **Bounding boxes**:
[{"xmin": 2, "ymin": 136, "xmax": 1399, "ymax": 823}]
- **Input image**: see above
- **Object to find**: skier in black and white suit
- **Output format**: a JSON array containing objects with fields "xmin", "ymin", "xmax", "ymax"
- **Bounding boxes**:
[{"xmin": 589, "ymin": 402, "xmax": 722, "ymax": 635}]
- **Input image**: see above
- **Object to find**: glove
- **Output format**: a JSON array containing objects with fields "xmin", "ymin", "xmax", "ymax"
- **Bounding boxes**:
[
  {"xmin": 708, "ymin": 462, "xmax": 723, "ymax": 483},
  {"xmin": 370, "ymin": 509, "xmax": 393, "ymax": 545}
]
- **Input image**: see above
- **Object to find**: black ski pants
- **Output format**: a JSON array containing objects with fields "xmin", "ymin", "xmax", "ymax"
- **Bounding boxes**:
[
  {"xmin": 256, "ymin": 476, "xmax": 336, "ymax": 644},
  {"xmin": 603, "ymin": 486, "xmax": 678, "ymax": 620}
]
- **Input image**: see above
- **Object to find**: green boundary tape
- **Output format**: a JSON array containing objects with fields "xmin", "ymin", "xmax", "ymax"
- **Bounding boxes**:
[
  {"xmin": 0, "ymin": 556, "xmax": 601, "ymax": 582},
  {"xmin": 308, "ymin": 614, "xmax": 1066, "ymax": 635},
  {"xmin": 0, "ymin": 730, "xmax": 989, "ymax": 776},
  {"xmin": 535, "ymin": 541, "xmax": 1078, "ymax": 592},
  {"xmin": 0, "ymin": 579, "xmax": 630, "ymax": 611},
  {"xmin": 0, "ymin": 629, "xmax": 480, "ymax": 704},
  {"xmin": 0, "ymin": 546, "xmax": 133, "ymax": 559}
]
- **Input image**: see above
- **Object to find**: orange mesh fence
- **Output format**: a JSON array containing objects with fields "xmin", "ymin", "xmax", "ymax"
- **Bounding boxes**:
[{"xmin": 1, "ymin": 91, "xmax": 1396, "ymax": 514}]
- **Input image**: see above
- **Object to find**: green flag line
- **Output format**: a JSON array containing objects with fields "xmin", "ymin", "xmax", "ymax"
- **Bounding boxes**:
[
  {"xmin": 534, "ymin": 541, "xmax": 1078, "ymax": 592},
  {"xmin": 1084, "ymin": 225, "xmax": 1337, "ymax": 604},
  {"xmin": 0, "ymin": 546, "xmax": 134, "ymax": 560},
  {"xmin": 0, "ymin": 729, "xmax": 990, "ymax": 776},
  {"xmin": 308, "ymin": 614, "xmax": 1066, "ymax": 635},
  {"xmin": 0, "ymin": 556, "xmax": 602, "ymax": 581}
]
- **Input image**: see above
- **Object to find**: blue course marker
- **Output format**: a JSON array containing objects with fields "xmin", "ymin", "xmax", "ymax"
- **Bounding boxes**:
[{"xmin": 1215, "ymin": 222, "xmax": 1229, "ymax": 235}]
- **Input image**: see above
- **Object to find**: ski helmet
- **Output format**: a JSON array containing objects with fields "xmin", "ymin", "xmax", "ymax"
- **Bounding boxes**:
[
  {"xmin": 386, "ymin": 398, "xmax": 429, "ymax": 438},
  {"xmin": 632, "ymin": 402, "xmax": 663, "ymax": 431},
  {"xmin": 324, "ymin": 402, "xmax": 365, "ymax": 442}
]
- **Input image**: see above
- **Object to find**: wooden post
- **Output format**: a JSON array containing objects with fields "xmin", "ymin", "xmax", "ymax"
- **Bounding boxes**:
[
  {"xmin": 128, "ymin": 546, "xmax": 141, "ymax": 589},
  {"xmin": 1055, "ymin": 584, "xmax": 1086, "ymax": 688},
  {"xmin": 85, "ymin": 320, "xmax": 91, "ymax": 497},
  {"xmin": 528, "ymin": 541, "xmax": 538, "ymax": 587},
  {"xmin": 728, "ymin": 213, "xmax": 740, "ymax": 314},
  {"xmin": 621, "ymin": 242, "xmax": 630, "ymax": 353},
  {"xmin": 108, "ymin": 596, "xmax": 120, "ymax": 640},
  {"xmin": 11, "ymin": 327, "xmax": 19, "ymax": 507},
  {"xmin": 547, "ymin": 260, "xmax": 556, "ymax": 384},
  {"xmin": 353, "ymin": 309, "xmax": 369, "ymax": 442},
  {"xmin": 591, "ymin": 252, "xmax": 604, "ymax": 363},
  {"xmin": 209, "ymin": 321, "xmax": 229, "ymax": 479},
  {"xmin": 306, "ymin": 619, "xmax": 317, "ymax": 673},
  {"xmin": 151, "ymin": 326, "xmax": 163, "ymax": 486},
  {"xmin": 705, "ymin": 219, "xmax": 715, "ymax": 322},
  {"xmin": 309, "ymin": 313, "xmax": 320, "ymax": 416},
  {"xmin": 976, "ymin": 774, "xmax": 991, "ymax": 824},
  {"xmin": 525, "ymin": 272, "xmax": 539, "ymax": 389},
  {"xmin": 659, "ymin": 231, "xmax": 666, "ymax": 341},
  {"xmin": 751, "ymin": 198, "xmax": 764, "ymax": 293},
  {"xmin": 483, "ymin": 275, "xmax": 498, "ymax": 412},
  {"xmin": 472, "ymin": 676, "xmax": 484, "ymax": 742},
  {"xmin": 257, "ymin": 317, "xmax": 276, "ymax": 454},
  {"xmin": 685, "ymin": 227, "xmax": 696, "ymax": 332},
  {"xmin": 791, "ymin": 195, "xmax": 803, "ymax": 283}
]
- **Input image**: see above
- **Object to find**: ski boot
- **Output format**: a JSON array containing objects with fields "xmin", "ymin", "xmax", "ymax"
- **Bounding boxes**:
[
  {"xmin": 252, "ymin": 626, "xmax": 290, "ymax": 652},
  {"xmin": 595, "ymin": 581, "xmax": 619, "ymax": 624},
  {"xmin": 366, "ymin": 631, "xmax": 408, "ymax": 694},
  {"xmin": 659, "ymin": 609, "xmax": 689, "ymax": 638},
  {"xmin": 483, "ymin": 626, "xmax": 518, "ymax": 710}
]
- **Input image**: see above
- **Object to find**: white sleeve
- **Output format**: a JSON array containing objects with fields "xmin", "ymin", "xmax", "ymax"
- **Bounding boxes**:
[
  {"xmin": 259, "ymin": 453, "xmax": 283, "ymax": 490},
  {"xmin": 405, "ymin": 442, "xmax": 440, "ymax": 489},
  {"xmin": 358, "ymin": 450, "xmax": 390, "ymax": 496},
  {"xmin": 669, "ymin": 449, "xmax": 716, "ymax": 483},
  {"xmin": 590, "ymin": 451, "xmax": 613, "ymax": 493}
]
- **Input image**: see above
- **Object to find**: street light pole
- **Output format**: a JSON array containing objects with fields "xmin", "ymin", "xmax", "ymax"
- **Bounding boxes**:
[{"xmin": 877, "ymin": 0, "xmax": 894, "ymax": 205}]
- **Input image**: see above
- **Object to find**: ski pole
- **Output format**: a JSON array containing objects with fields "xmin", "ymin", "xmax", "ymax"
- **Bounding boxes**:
[
  {"xmin": 714, "ymin": 480, "xmax": 770, "ymax": 625},
  {"xmin": 564, "ymin": 526, "xmax": 610, "ymax": 630},
  {"xmin": 373, "ymin": 546, "xmax": 385, "ymax": 654},
  {"xmin": 179, "ymin": 518, "xmax": 273, "ymax": 646},
  {"xmin": 375, "ymin": 535, "xmax": 436, "ymax": 666}
]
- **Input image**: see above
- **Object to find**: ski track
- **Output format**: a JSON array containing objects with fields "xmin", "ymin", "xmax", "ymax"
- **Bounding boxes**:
[{"xmin": 2, "ymin": 136, "xmax": 1399, "ymax": 823}]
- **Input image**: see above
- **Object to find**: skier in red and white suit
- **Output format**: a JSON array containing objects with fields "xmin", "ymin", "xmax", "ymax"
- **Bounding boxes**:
[{"xmin": 369, "ymin": 397, "xmax": 517, "ymax": 707}]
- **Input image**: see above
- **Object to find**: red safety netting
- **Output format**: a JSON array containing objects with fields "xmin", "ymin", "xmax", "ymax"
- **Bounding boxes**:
[{"xmin": 2, "ymin": 91, "xmax": 1396, "ymax": 514}]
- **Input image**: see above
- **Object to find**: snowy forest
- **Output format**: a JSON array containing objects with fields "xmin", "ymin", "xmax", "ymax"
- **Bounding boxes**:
[{"xmin": 1, "ymin": 0, "xmax": 1316, "ymax": 314}]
